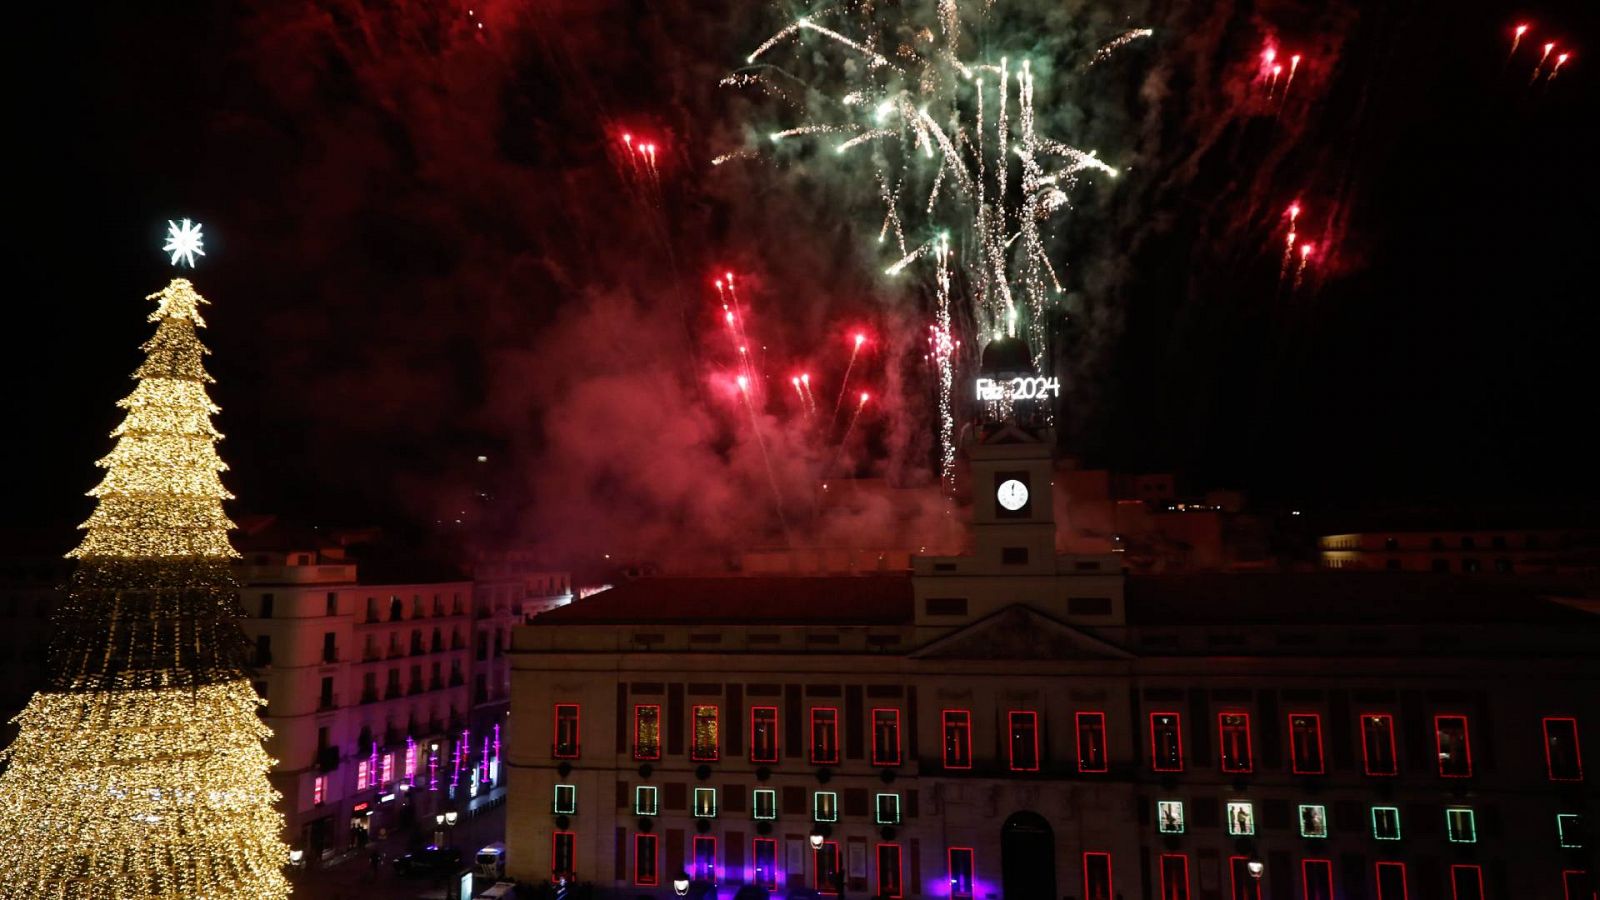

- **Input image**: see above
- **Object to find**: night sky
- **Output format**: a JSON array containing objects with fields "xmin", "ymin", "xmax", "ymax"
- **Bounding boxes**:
[{"xmin": 12, "ymin": 0, "xmax": 1598, "ymax": 561}]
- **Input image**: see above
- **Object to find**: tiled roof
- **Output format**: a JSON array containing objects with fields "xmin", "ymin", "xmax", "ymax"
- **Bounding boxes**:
[
  {"xmin": 533, "ymin": 575, "xmax": 915, "ymax": 625},
  {"xmin": 1126, "ymin": 572, "xmax": 1599, "ymax": 626}
]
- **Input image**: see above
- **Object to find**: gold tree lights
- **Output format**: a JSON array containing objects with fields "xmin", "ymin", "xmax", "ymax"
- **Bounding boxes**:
[{"xmin": 0, "ymin": 222, "xmax": 291, "ymax": 899}]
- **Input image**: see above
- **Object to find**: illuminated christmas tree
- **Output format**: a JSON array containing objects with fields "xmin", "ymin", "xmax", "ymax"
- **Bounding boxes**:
[{"xmin": 0, "ymin": 221, "xmax": 291, "ymax": 899}]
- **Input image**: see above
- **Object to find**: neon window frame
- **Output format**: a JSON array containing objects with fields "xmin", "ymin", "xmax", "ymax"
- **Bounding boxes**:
[
  {"xmin": 876, "ymin": 843, "xmax": 904, "ymax": 899},
  {"xmin": 691, "ymin": 705, "xmax": 721, "ymax": 762},
  {"xmin": 1445, "ymin": 807, "xmax": 1476, "ymax": 843},
  {"xmin": 1008, "ymin": 710, "xmax": 1041, "ymax": 772},
  {"xmin": 1159, "ymin": 854, "xmax": 1190, "ymax": 900},
  {"xmin": 1076, "ymin": 711, "xmax": 1108, "ymax": 773},
  {"xmin": 1157, "ymin": 800, "xmax": 1185, "ymax": 834},
  {"xmin": 814, "ymin": 841, "xmax": 841, "ymax": 894},
  {"xmin": 1543, "ymin": 716, "xmax": 1584, "ymax": 782},
  {"xmin": 1372, "ymin": 806, "xmax": 1402, "ymax": 840},
  {"xmin": 750, "ymin": 705, "xmax": 779, "ymax": 764},
  {"xmin": 1289, "ymin": 712, "xmax": 1325, "ymax": 774},
  {"xmin": 1218, "ymin": 711, "xmax": 1254, "ymax": 773},
  {"xmin": 1083, "ymin": 852, "xmax": 1113, "ymax": 900},
  {"xmin": 810, "ymin": 707, "xmax": 840, "ymax": 765},
  {"xmin": 814, "ymin": 790, "xmax": 839, "ymax": 822},
  {"xmin": 1299, "ymin": 804, "xmax": 1329, "ymax": 838},
  {"xmin": 1226, "ymin": 801, "xmax": 1256, "ymax": 836},
  {"xmin": 876, "ymin": 792, "xmax": 901, "ymax": 825},
  {"xmin": 551, "ymin": 830, "xmax": 576, "ymax": 879},
  {"xmin": 1361, "ymin": 713, "xmax": 1398, "ymax": 776},
  {"xmin": 872, "ymin": 707, "xmax": 903, "ymax": 767},
  {"xmin": 1449, "ymin": 864, "xmax": 1484, "ymax": 900},
  {"xmin": 552, "ymin": 703, "xmax": 580, "ymax": 759},
  {"xmin": 1434, "ymin": 714, "xmax": 1473, "ymax": 778},
  {"xmin": 1302, "ymin": 859, "xmax": 1334, "ymax": 900},
  {"xmin": 1227, "ymin": 856, "xmax": 1261, "ymax": 900},
  {"xmin": 693, "ymin": 787, "xmax": 718, "ymax": 818},
  {"xmin": 1557, "ymin": 812, "xmax": 1584, "ymax": 848},
  {"xmin": 942, "ymin": 709, "xmax": 972, "ymax": 770},
  {"xmin": 1375, "ymin": 861, "xmax": 1408, "ymax": 900},
  {"xmin": 1150, "ymin": 711, "xmax": 1184, "ymax": 772},
  {"xmin": 632, "ymin": 704, "xmax": 661, "ymax": 761},
  {"xmin": 947, "ymin": 847, "xmax": 975, "ymax": 899},
  {"xmin": 1562, "ymin": 870, "xmax": 1594, "ymax": 900},
  {"xmin": 553, "ymin": 783, "xmax": 576, "ymax": 815},
  {"xmin": 693, "ymin": 835, "xmax": 716, "ymax": 884},
  {"xmin": 634, "ymin": 785, "xmax": 658, "ymax": 817},
  {"xmin": 752, "ymin": 838, "xmax": 778, "ymax": 890},
  {"xmin": 633, "ymin": 833, "xmax": 658, "ymax": 887},
  {"xmin": 752, "ymin": 788, "xmax": 777, "ymax": 820}
]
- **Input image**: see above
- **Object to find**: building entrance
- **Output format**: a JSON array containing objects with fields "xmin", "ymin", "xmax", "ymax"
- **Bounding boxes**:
[{"xmin": 1001, "ymin": 811, "xmax": 1056, "ymax": 900}]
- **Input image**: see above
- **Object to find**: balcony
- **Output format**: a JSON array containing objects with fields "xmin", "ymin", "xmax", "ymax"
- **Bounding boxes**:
[
  {"xmin": 384, "ymin": 685, "xmax": 402, "ymax": 700},
  {"xmin": 322, "ymin": 648, "xmax": 340, "ymax": 664},
  {"xmin": 316, "ymin": 746, "xmax": 340, "ymax": 772},
  {"xmin": 449, "ymin": 673, "xmax": 465, "ymax": 687},
  {"xmin": 318, "ymin": 693, "xmax": 339, "ymax": 712},
  {"xmin": 361, "ymin": 689, "xmax": 379, "ymax": 705}
]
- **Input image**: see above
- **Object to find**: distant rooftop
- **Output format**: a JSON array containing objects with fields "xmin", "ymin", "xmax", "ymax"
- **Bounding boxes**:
[{"xmin": 533, "ymin": 575, "xmax": 915, "ymax": 626}]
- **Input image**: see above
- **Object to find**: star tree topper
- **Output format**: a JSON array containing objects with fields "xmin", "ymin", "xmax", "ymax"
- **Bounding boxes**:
[{"xmin": 163, "ymin": 218, "xmax": 205, "ymax": 268}]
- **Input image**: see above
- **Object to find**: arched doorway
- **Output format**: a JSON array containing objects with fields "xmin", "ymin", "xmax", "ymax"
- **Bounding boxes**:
[{"xmin": 1001, "ymin": 811, "xmax": 1056, "ymax": 900}]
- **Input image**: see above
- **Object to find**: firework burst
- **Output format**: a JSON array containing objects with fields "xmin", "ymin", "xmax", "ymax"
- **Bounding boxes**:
[{"xmin": 721, "ymin": 1, "xmax": 1138, "ymax": 484}]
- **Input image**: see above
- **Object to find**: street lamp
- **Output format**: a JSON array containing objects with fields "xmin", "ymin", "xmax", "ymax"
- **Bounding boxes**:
[
  {"xmin": 1246, "ymin": 858, "xmax": 1265, "ymax": 880},
  {"xmin": 673, "ymin": 874, "xmax": 691, "ymax": 896},
  {"xmin": 445, "ymin": 811, "xmax": 458, "ymax": 825},
  {"xmin": 809, "ymin": 832, "xmax": 825, "ymax": 850},
  {"xmin": 287, "ymin": 848, "xmax": 304, "ymax": 868},
  {"xmin": 435, "ymin": 814, "xmax": 446, "ymax": 826}
]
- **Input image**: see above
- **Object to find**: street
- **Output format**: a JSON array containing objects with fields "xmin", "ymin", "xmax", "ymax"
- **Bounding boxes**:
[{"xmin": 289, "ymin": 802, "xmax": 508, "ymax": 900}]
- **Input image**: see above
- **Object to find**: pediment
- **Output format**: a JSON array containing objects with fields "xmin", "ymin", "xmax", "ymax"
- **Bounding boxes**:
[{"xmin": 912, "ymin": 604, "xmax": 1133, "ymax": 661}]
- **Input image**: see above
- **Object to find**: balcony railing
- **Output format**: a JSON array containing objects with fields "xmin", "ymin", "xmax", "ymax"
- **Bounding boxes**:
[
  {"xmin": 361, "ymin": 689, "xmax": 379, "ymax": 704},
  {"xmin": 318, "ymin": 693, "xmax": 339, "ymax": 711}
]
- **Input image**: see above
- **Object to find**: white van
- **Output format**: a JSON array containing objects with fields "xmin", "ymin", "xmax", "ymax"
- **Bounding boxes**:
[
  {"xmin": 477, "ymin": 882, "xmax": 516, "ymax": 899},
  {"xmin": 474, "ymin": 843, "xmax": 506, "ymax": 879}
]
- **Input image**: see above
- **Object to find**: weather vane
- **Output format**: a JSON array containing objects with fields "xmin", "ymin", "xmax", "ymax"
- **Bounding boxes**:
[{"xmin": 162, "ymin": 218, "xmax": 205, "ymax": 268}]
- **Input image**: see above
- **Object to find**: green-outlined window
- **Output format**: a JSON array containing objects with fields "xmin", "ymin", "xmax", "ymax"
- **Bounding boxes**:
[
  {"xmin": 1372, "ymin": 806, "xmax": 1401, "ymax": 840},
  {"xmin": 1446, "ymin": 807, "xmax": 1476, "ymax": 843},
  {"xmin": 814, "ymin": 791, "xmax": 838, "ymax": 822},
  {"xmin": 1557, "ymin": 813, "xmax": 1585, "ymax": 848},
  {"xmin": 875, "ymin": 793, "xmax": 901, "ymax": 825},
  {"xmin": 553, "ymin": 783, "xmax": 577, "ymax": 815},
  {"xmin": 635, "ymin": 785, "xmax": 659, "ymax": 817},
  {"xmin": 1299, "ymin": 804, "xmax": 1328, "ymax": 838},
  {"xmin": 1226, "ymin": 801, "xmax": 1255, "ymax": 836},
  {"xmin": 1157, "ymin": 800, "xmax": 1185, "ymax": 834},
  {"xmin": 694, "ymin": 787, "xmax": 718, "ymax": 818},
  {"xmin": 753, "ymin": 788, "xmax": 777, "ymax": 820}
]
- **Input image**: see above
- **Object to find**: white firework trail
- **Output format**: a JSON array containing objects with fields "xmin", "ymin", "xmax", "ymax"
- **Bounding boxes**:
[{"xmin": 1087, "ymin": 28, "xmax": 1153, "ymax": 68}]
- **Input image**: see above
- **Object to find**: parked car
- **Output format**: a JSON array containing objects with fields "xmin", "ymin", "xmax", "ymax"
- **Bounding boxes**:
[
  {"xmin": 475, "ymin": 842, "xmax": 506, "ymax": 879},
  {"xmin": 393, "ymin": 846, "xmax": 463, "ymax": 877}
]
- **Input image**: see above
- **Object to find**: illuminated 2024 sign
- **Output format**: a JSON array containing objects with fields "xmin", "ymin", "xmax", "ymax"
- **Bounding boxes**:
[{"xmin": 975, "ymin": 376, "xmax": 1061, "ymax": 401}]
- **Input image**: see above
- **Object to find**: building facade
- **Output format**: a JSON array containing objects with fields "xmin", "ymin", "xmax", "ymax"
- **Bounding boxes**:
[
  {"xmin": 238, "ymin": 548, "xmax": 497, "ymax": 861},
  {"xmin": 505, "ymin": 378, "xmax": 1598, "ymax": 900},
  {"xmin": 1320, "ymin": 529, "xmax": 1600, "ymax": 575}
]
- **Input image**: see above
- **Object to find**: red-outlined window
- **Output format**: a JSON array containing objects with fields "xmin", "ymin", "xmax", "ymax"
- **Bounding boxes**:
[
  {"xmin": 752, "ymin": 838, "xmax": 778, "ymax": 890},
  {"xmin": 948, "ymin": 847, "xmax": 975, "ymax": 898},
  {"xmin": 1449, "ymin": 864, "xmax": 1484, "ymax": 900},
  {"xmin": 1289, "ymin": 713, "xmax": 1325, "ymax": 774},
  {"xmin": 1563, "ymin": 870, "xmax": 1594, "ymax": 900},
  {"xmin": 693, "ymin": 835, "xmax": 716, "ymax": 884},
  {"xmin": 634, "ymin": 833, "xmax": 659, "ymax": 886},
  {"xmin": 1150, "ymin": 712, "xmax": 1184, "ymax": 772},
  {"xmin": 633, "ymin": 704, "xmax": 661, "ymax": 761},
  {"xmin": 1219, "ymin": 711, "xmax": 1254, "ymax": 773},
  {"xmin": 750, "ymin": 706, "xmax": 779, "ymax": 764},
  {"xmin": 1227, "ymin": 857, "xmax": 1261, "ymax": 900},
  {"xmin": 1077, "ymin": 712, "xmax": 1108, "ymax": 773},
  {"xmin": 1158, "ymin": 854, "xmax": 1190, "ymax": 900},
  {"xmin": 876, "ymin": 844, "xmax": 904, "ymax": 899},
  {"xmin": 1302, "ymin": 859, "xmax": 1334, "ymax": 900},
  {"xmin": 1543, "ymin": 716, "xmax": 1584, "ymax": 782},
  {"xmin": 872, "ymin": 708, "xmax": 903, "ymax": 767},
  {"xmin": 1375, "ymin": 862, "xmax": 1408, "ymax": 900},
  {"xmin": 1361, "ymin": 713, "xmax": 1398, "ymax": 776},
  {"xmin": 811, "ymin": 707, "xmax": 840, "ymax": 765},
  {"xmin": 312, "ymin": 775, "xmax": 325, "ymax": 806},
  {"xmin": 552, "ymin": 704, "xmax": 580, "ymax": 759},
  {"xmin": 1009, "ymin": 711, "xmax": 1040, "ymax": 772},
  {"xmin": 551, "ymin": 830, "xmax": 575, "ymax": 880},
  {"xmin": 691, "ymin": 705, "xmax": 720, "ymax": 762},
  {"xmin": 814, "ymin": 841, "xmax": 841, "ymax": 894},
  {"xmin": 1435, "ymin": 715, "xmax": 1472, "ymax": 778},
  {"xmin": 1083, "ymin": 852, "xmax": 1113, "ymax": 900},
  {"xmin": 942, "ymin": 709, "xmax": 972, "ymax": 770}
]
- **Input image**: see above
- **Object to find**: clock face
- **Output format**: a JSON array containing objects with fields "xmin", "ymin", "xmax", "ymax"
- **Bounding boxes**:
[{"xmin": 997, "ymin": 478, "xmax": 1030, "ymax": 512}]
